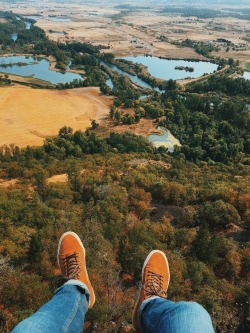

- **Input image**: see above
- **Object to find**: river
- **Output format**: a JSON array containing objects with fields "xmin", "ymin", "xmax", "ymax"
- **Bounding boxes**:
[
  {"xmin": 11, "ymin": 16, "xmax": 32, "ymax": 41},
  {"xmin": 101, "ymin": 61, "xmax": 154, "ymax": 90}
]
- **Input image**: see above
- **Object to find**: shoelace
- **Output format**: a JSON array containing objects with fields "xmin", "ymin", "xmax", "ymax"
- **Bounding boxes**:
[
  {"xmin": 62, "ymin": 252, "xmax": 81, "ymax": 280},
  {"xmin": 143, "ymin": 270, "xmax": 167, "ymax": 298}
]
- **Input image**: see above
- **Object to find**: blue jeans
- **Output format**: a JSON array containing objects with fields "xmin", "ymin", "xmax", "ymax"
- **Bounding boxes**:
[
  {"xmin": 139, "ymin": 296, "xmax": 215, "ymax": 333},
  {"xmin": 12, "ymin": 286, "xmax": 214, "ymax": 333},
  {"xmin": 12, "ymin": 280, "xmax": 89, "ymax": 333}
]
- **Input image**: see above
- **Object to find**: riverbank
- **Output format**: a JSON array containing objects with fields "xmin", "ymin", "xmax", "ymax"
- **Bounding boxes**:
[
  {"xmin": 0, "ymin": 72, "xmax": 54, "ymax": 88},
  {"xmin": 0, "ymin": 86, "xmax": 111, "ymax": 147}
]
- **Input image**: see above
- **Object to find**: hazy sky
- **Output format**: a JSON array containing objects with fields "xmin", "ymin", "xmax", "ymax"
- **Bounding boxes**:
[{"xmin": 2, "ymin": 0, "xmax": 250, "ymax": 5}]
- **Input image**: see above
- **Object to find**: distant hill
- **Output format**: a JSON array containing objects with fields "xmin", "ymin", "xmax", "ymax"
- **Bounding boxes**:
[{"xmin": 1, "ymin": 0, "xmax": 250, "ymax": 6}]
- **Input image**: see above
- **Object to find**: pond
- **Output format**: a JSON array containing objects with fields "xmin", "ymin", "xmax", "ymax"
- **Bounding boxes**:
[
  {"xmin": 47, "ymin": 16, "xmax": 71, "ymax": 22},
  {"xmin": 148, "ymin": 127, "xmax": 181, "ymax": 152},
  {"xmin": 11, "ymin": 33, "xmax": 18, "ymax": 41},
  {"xmin": 0, "ymin": 56, "xmax": 83, "ymax": 84},
  {"xmin": 121, "ymin": 56, "xmax": 218, "ymax": 80},
  {"xmin": 244, "ymin": 72, "xmax": 250, "ymax": 80}
]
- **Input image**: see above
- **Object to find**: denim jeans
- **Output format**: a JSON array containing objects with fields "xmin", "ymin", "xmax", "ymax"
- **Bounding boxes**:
[
  {"xmin": 139, "ymin": 296, "xmax": 215, "ymax": 333},
  {"xmin": 12, "ymin": 285, "xmax": 214, "ymax": 333},
  {"xmin": 12, "ymin": 280, "xmax": 89, "ymax": 333}
]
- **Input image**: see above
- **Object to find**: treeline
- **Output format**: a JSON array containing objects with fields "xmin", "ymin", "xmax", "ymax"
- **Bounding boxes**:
[
  {"xmin": 159, "ymin": 6, "xmax": 250, "ymax": 20},
  {"xmin": 0, "ymin": 74, "xmax": 11, "ymax": 86},
  {"xmin": 43, "ymin": 127, "xmax": 154, "ymax": 158},
  {"xmin": 0, "ymin": 128, "xmax": 154, "ymax": 166},
  {"xmin": 159, "ymin": 6, "xmax": 221, "ymax": 19},
  {"xmin": 56, "ymin": 66, "xmax": 109, "ymax": 90},
  {"xmin": 179, "ymin": 38, "xmax": 217, "ymax": 57},
  {"xmin": 187, "ymin": 75, "xmax": 250, "ymax": 96}
]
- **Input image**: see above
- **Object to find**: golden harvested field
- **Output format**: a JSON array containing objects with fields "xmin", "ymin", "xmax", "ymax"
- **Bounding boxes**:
[{"xmin": 0, "ymin": 86, "xmax": 111, "ymax": 147}]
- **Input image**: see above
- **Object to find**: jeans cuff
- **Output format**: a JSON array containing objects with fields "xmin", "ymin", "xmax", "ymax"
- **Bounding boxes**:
[
  {"xmin": 64, "ymin": 279, "xmax": 90, "ymax": 297},
  {"xmin": 138, "ymin": 296, "xmax": 160, "ymax": 331}
]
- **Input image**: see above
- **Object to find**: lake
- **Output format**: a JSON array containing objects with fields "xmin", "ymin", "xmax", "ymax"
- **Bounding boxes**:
[
  {"xmin": 148, "ymin": 127, "xmax": 181, "ymax": 152},
  {"xmin": 0, "ymin": 56, "xmax": 83, "ymax": 84},
  {"xmin": 121, "ymin": 56, "xmax": 218, "ymax": 80},
  {"xmin": 103, "ymin": 56, "xmax": 218, "ymax": 90}
]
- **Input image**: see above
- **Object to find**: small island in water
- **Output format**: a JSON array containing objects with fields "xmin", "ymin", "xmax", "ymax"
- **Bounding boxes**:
[{"xmin": 175, "ymin": 65, "xmax": 194, "ymax": 72}]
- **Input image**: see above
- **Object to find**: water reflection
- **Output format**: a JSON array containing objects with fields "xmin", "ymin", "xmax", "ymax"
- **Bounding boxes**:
[
  {"xmin": 0, "ymin": 56, "xmax": 83, "ymax": 84},
  {"xmin": 106, "ymin": 78, "xmax": 113, "ymax": 89},
  {"xmin": 11, "ymin": 33, "xmax": 18, "ymax": 41},
  {"xmin": 121, "ymin": 56, "xmax": 218, "ymax": 80}
]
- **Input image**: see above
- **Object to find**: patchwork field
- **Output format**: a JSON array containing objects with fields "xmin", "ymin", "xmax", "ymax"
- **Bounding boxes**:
[
  {"xmin": 0, "ymin": 86, "xmax": 111, "ymax": 147},
  {"xmin": 1, "ymin": 1, "xmax": 248, "ymax": 66},
  {"xmin": 0, "ymin": 1, "xmax": 249, "ymax": 148}
]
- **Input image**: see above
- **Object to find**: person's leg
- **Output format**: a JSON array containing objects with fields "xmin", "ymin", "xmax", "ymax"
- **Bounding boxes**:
[
  {"xmin": 12, "ymin": 282, "xmax": 89, "ymax": 333},
  {"xmin": 132, "ymin": 250, "xmax": 214, "ymax": 333},
  {"xmin": 139, "ymin": 297, "xmax": 214, "ymax": 333},
  {"xmin": 12, "ymin": 231, "xmax": 95, "ymax": 333}
]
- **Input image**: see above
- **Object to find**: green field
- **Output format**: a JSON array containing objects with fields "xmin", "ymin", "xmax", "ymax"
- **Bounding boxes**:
[{"xmin": 246, "ymin": 62, "xmax": 250, "ymax": 70}]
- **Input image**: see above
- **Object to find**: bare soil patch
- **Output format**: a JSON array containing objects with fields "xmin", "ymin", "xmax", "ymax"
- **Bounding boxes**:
[
  {"xmin": 47, "ymin": 174, "xmax": 68, "ymax": 184},
  {"xmin": 98, "ymin": 115, "xmax": 158, "ymax": 139},
  {"xmin": 0, "ymin": 86, "xmax": 111, "ymax": 147},
  {"xmin": 0, "ymin": 178, "xmax": 18, "ymax": 188}
]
